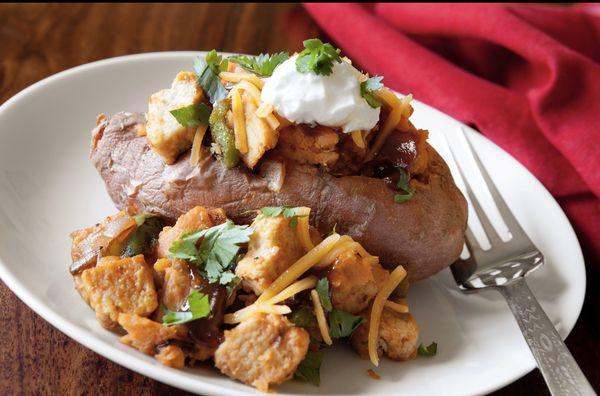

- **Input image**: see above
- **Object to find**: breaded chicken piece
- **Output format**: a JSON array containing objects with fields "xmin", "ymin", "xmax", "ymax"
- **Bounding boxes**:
[
  {"xmin": 154, "ymin": 258, "xmax": 192, "ymax": 311},
  {"xmin": 155, "ymin": 344, "xmax": 186, "ymax": 369},
  {"xmin": 235, "ymin": 215, "xmax": 305, "ymax": 295},
  {"xmin": 146, "ymin": 71, "xmax": 204, "ymax": 164},
  {"xmin": 146, "ymin": 71, "xmax": 205, "ymax": 164},
  {"xmin": 276, "ymin": 124, "xmax": 340, "ymax": 167},
  {"xmin": 157, "ymin": 206, "xmax": 227, "ymax": 259},
  {"xmin": 118, "ymin": 313, "xmax": 186, "ymax": 355},
  {"xmin": 350, "ymin": 307, "xmax": 419, "ymax": 361},
  {"xmin": 241, "ymin": 91, "xmax": 279, "ymax": 169},
  {"xmin": 77, "ymin": 255, "xmax": 158, "ymax": 329},
  {"xmin": 214, "ymin": 313, "xmax": 309, "ymax": 391},
  {"xmin": 328, "ymin": 250, "xmax": 389, "ymax": 314},
  {"xmin": 142, "ymin": 259, "xmax": 218, "ymax": 363}
]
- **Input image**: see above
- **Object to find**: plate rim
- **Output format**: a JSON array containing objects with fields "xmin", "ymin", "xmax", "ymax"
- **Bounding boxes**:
[{"xmin": 0, "ymin": 51, "xmax": 587, "ymax": 396}]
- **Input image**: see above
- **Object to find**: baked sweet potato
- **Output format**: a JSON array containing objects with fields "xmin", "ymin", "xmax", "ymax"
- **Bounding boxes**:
[{"xmin": 90, "ymin": 112, "xmax": 467, "ymax": 282}]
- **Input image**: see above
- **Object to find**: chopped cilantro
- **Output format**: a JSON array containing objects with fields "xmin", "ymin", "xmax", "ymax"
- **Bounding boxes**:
[
  {"xmin": 227, "ymin": 52, "xmax": 289, "ymax": 77},
  {"xmin": 418, "ymin": 342, "xmax": 438, "ymax": 356},
  {"xmin": 315, "ymin": 278, "xmax": 332, "ymax": 313},
  {"xmin": 296, "ymin": 38, "xmax": 342, "ymax": 76},
  {"xmin": 170, "ymin": 103, "xmax": 211, "ymax": 127},
  {"xmin": 220, "ymin": 271, "xmax": 241, "ymax": 296},
  {"xmin": 162, "ymin": 289, "xmax": 210, "ymax": 325},
  {"xmin": 329, "ymin": 309, "xmax": 363, "ymax": 338},
  {"xmin": 168, "ymin": 220, "xmax": 252, "ymax": 284},
  {"xmin": 258, "ymin": 206, "xmax": 308, "ymax": 228},
  {"xmin": 289, "ymin": 305, "xmax": 318, "ymax": 329},
  {"xmin": 360, "ymin": 76, "xmax": 384, "ymax": 108},
  {"xmin": 394, "ymin": 167, "xmax": 415, "ymax": 203},
  {"xmin": 294, "ymin": 350, "xmax": 324, "ymax": 386},
  {"xmin": 194, "ymin": 50, "xmax": 228, "ymax": 104}
]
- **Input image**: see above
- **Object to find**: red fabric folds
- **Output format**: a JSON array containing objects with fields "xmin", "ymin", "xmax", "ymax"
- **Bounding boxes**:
[{"xmin": 303, "ymin": 3, "xmax": 600, "ymax": 264}]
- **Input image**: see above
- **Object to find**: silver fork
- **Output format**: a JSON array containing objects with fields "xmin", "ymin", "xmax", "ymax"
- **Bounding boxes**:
[{"xmin": 444, "ymin": 127, "xmax": 595, "ymax": 396}]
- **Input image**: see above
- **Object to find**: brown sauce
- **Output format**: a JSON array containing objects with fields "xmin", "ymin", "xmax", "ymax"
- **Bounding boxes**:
[
  {"xmin": 186, "ymin": 266, "xmax": 227, "ymax": 348},
  {"xmin": 362, "ymin": 129, "xmax": 426, "ymax": 188}
]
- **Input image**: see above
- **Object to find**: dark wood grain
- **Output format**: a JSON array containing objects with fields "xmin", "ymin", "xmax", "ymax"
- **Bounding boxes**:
[{"xmin": 0, "ymin": 3, "xmax": 597, "ymax": 395}]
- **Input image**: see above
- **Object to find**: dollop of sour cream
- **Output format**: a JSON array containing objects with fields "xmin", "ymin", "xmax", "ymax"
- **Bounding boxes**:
[{"xmin": 261, "ymin": 56, "xmax": 380, "ymax": 133}]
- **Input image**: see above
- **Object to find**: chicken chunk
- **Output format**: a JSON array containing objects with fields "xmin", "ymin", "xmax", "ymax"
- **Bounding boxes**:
[
  {"xmin": 146, "ymin": 71, "xmax": 205, "ymax": 164},
  {"xmin": 155, "ymin": 344, "xmax": 186, "ymax": 369},
  {"xmin": 77, "ymin": 255, "xmax": 158, "ymax": 329},
  {"xmin": 235, "ymin": 215, "xmax": 305, "ymax": 295},
  {"xmin": 157, "ymin": 206, "xmax": 227, "ymax": 259},
  {"xmin": 350, "ymin": 307, "xmax": 419, "ymax": 361},
  {"xmin": 328, "ymin": 250, "xmax": 388, "ymax": 314},
  {"xmin": 214, "ymin": 313, "xmax": 309, "ymax": 391},
  {"xmin": 154, "ymin": 258, "xmax": 192, "ymax": 311},
  {"xmin": 276, "ymin": 124, "xmax": 340, "ymax": 167},
  {"xmin": 118, "ymin": 313, "xmax": 186, "ymax": 355},
  {"xmin": 241, "ymin": 91, "xmax": 278, "ymax": 168}
]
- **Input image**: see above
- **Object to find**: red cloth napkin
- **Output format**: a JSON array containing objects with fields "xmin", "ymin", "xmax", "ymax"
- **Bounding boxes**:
[{"xmin": 303, "ymin": 3, "xmax": 600, "ymax": 265}]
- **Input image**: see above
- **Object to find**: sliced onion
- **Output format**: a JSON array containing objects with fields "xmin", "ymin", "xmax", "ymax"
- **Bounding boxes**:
[
  {"xmin": 102, "ymin": 214, "xmax": 136, "ymax": 238},
  {"xmin": 69, "ymin": 213, "xmax": 136, "ymax": 274}
]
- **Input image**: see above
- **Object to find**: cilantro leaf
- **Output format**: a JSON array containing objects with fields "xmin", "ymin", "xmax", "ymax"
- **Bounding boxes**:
[
  {"xmin": 418, "ymin": 342, "xmax": 438, "ymax": 356},
  {"xmin": 198, "ymin": 221, "xmax": 253, "ymax": 282},
  {"xmin": 360, "ymin": 76, "xmax": 384, "ymax": 108},
  {"xmin": 170, "ymin": 103, "xmax": 211, "ymax": 127},
  {"xmin": 122, "ymin": 215, "xmax": 164, "ymax": 258},
  {"xmin": 394, "ymin": 167, "xmax": 415, "ymax": 203},
  {"xmin": 329, "ymin": 309, "xmax": 363, "ymax": 338},
  {"xmin": 194, "ymin": 50, "xmax": 228, "ymax": 104},
  {"xmin": 259, "ymin": 206, "xmax": 309, "ymax": 228},
  {"xmin": 221, "ymin": 272, "xmax": 241, "ymax": 296},
  {"xmin": 289, "ymin": 305, "xmax": 318, "ymax": 329},
  {"xmin": 168, "ymin": 230, "xmax": 204, "ymax": 262},
  {"xmin": 315, "ymin": 278, "xmax": 332, "ymax": 313},
  {"xmin": 219, "ymin": 271, "xmax": 238, "ymax": 285},
  {"xmin": 294, "ymin": 351, "xmax": 324, "ymax": 386},
  {"xmin": 228, "ymin": 52, "xmax": 289, "ymax": 77},
  {"xmin": 295, "ymin": 38, "xmax": 342, "ymax": 76},
  {"xmin": 169, "ymin": 220, "xmax": 252, "ymax": 284},
  {"xmin": 162, "ymin": 289, "xmax": 210, "ymax": 325},
  {"xmin": 259, "ymin": 206, "xmax": 285, "ymax": 217}
]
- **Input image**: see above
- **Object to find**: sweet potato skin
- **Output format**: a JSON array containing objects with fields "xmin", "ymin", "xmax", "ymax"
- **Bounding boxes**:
[{"xmin": 91, "ymin": 112, "xmax": 467, "ymax": 282}]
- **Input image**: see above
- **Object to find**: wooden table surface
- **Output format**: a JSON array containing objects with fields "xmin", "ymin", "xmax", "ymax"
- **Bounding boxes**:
[{"xmin": 0, "ymin": 3, "xmax": 598, "ymax": 395}]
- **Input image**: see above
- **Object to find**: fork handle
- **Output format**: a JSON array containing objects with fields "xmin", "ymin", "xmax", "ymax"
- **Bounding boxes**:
[{"xmin": 498, "ymin": 278, "xmax": 596, "ymax": 396}]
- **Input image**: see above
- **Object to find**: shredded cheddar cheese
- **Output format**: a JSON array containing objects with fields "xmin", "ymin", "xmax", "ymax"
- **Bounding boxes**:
[
  {"xmin": 257, "ymin": 233, "xmax": 341, "ymax": 303},
  {"xmin": 268, "ymin": 276, "xmax": 317, "ymax": 305},
  {"xmin": 234, "ymin": 80, "xmax": 262, "ymax": 102},
  {"xmin": 365, "ymin": 90, "xmax": 402, "ymax": 161},
  {"xmin": 311, "ymin": 289, "xmax": 333, "ymax": 345},
  {"xmin": 368, "ymin": 265, "xmax": 408, "ymax": 366},
  {"xmin": 224, "ymin": 303, "xmax": 291, "ymax": 324},
  {"xmin": 189, "ymin": 124, "xmax": 208, "ymax": 166},
  {"xmin": 400, "ymin": 94, "xmax": 413, "ymax": 118},
  {"xmin": 225, "ymin": 277, "xmax": 317, "ymax": 325},
  {"xmin": 296, "ymin": 207, "xmax": 314, "ymax": 252},
  {"xmin": 384, "ymin": 300, "xmax": 409, "ymax": 314},
  {"xmin": 231, "ymin": 88, "xmax": 248, "ymax": 154},
  {"xmin": 255, "ymin": 102, "xmax": 274, "ymax": 118},
  {"xmin": 264, "ymin": 113, "xmax": 281, "ymax": 130},
  {"xmin": 219, "ymin": 71, "xmax": 265, "ymax": 89},
  {"xmin": 351, "ymin": 130, "xmax": 366, "ymax": 149},
  {"xmin": 316, "ymin": 236, "xmax": 371, "ymax": 269}
]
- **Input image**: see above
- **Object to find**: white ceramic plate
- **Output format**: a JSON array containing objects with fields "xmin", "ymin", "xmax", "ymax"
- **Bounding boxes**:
[{"xmin": 0, "ymin": 52, "xmax": 585, "ymax": 396}]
